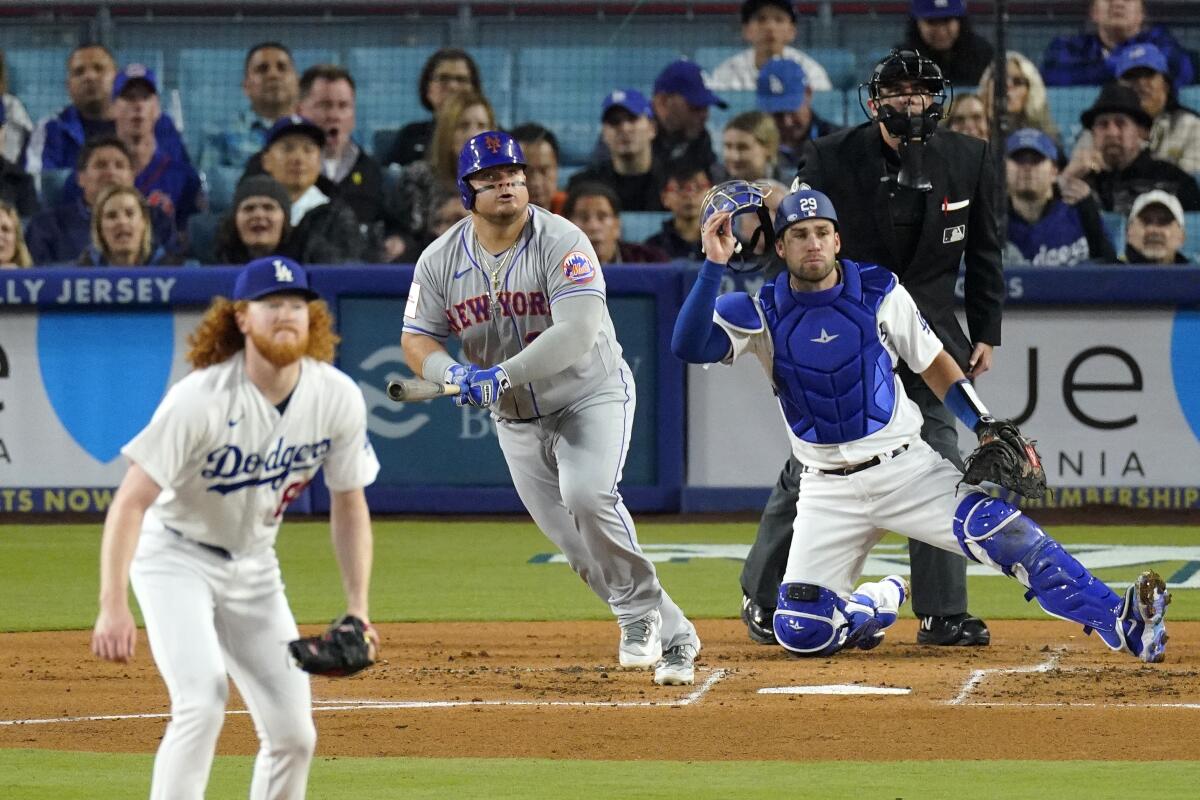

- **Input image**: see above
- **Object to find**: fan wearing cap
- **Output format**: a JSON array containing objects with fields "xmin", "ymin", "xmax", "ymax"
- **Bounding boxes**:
[
  {"xmin": 1070, "ymin": 43, "xmax": 1200, "ymax": 174},
  {"xmin": 109, "ymin": 64, "xmax": 203, "ymax": 229},
  {"xmin": 755, "ymin": 58, "xmax": 844, "ymax": 178},
  {"xmin": 1042, "ymin": 0, "xmax": 1196, "ymax": 89},
  {"xmin": 261, "ymin": 114, "xmax": 369, "ymax": 264},
  {"xmin": 1005, "ymin": 128, "xmax": 1116, "ymax": 267},
  {"xmin": 649, "ymin": 59, "xmax": 728, "ymax": 176},
  {"xmin": 708, "ymin": 1, "xmax": 833, "ymax": 92},
  {"xmin": 1063, "ymin": 82, "xmax": 1200, "ymax": 215},
  {"xmin": 1124, "ymin": 189, "xmax": 1192, "ymax": 263},
  {"xmin": 91, "ymin": 254, "xmax": 379, "ymax": 799},
  {"xmin": 900, "ymin": 0, "xmax": 995, "ymax": 87},
  {"xmin": 25, "ymin": 43, "xmax": 188, "ymax": 176},
  {"xmin": 569, "ymin": 89, "xmax": 666, "ymax": 212}
]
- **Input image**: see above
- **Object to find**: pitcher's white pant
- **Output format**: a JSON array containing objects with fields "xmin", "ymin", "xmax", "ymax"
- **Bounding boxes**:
[
  {"xmin": 131, "ymin": 530, "xmax": 315, "ymax": 800},
  {"xmin": 495, "ymin": 364, "xmax": 698, "ymax": 652},
  {"xmin": 784, "ymin": 440, "xmax": 974, "ymax": 594}
]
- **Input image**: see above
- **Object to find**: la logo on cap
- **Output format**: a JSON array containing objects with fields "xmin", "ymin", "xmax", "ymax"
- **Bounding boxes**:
[
  {"xmin": 612, "ymin": 90, "xmax": 626, "ymax": 101},
  {"xmin": 769, "ymin": 75, "xmax": 785, "ymax": 94},
  {"xmin": 273, "ymin": 259, "xmax": 295, "ymax": 283}
]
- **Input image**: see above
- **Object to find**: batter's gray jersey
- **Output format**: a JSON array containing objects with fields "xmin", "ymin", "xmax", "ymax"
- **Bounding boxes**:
[{"xmin": 403, "ymin": 206, "xmax": 623, "ymax": 419}]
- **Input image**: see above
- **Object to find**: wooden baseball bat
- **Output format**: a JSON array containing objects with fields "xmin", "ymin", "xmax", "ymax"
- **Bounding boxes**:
[{"xmin": 385, "ymin": 378, "xmax": 462, "ymax": 402}]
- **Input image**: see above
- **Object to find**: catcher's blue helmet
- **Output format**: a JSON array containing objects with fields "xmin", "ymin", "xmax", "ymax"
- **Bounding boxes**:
[
  {"xmin": 457, "ymin": 130, "xmax": 526, "ymax": 209},
  {"xmin": 774, "ymin": 188, "xmax": 839, "ymax": 237},
  {"xmin": 699, "ymin": 179, "xmax": 776, "ymax": 273}
]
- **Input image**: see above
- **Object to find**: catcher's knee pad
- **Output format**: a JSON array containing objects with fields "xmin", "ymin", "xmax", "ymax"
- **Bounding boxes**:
[
  {"xmin": 953, "ymin": 493, "xmax": 1123, "ymax": 637},
  {"xmin": 773, "ymin": 583, "xmax": 844, "ymax": 656}
]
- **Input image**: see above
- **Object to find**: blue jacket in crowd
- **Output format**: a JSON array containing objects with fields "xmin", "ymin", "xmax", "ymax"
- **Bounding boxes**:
[
  {"xmin": 24, "ymin": 105, "xmax": 189, "ymax": 173},
  {"xmin": 1042, "ymin": 26, "xmax": 1197, "ymax": 88}
]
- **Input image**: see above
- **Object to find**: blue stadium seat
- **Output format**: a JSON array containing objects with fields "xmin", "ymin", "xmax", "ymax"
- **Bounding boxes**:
[
  {"xmin": 203, "ymin": 165, "xmax": 245, "ymax": 215},
  {"xmin": 187, "ymin": 211, "xmax": 221, "ymax": 265},
  {"xmin": 1179, "ymin": 86, "xmax": 1200, "ymax": 111},
  {"xmin": 371, "ymin": 128, "xmax": 401, "ymax": 163},
  {"xmin": 6, "ymin": 47, "xmax": 71, "ymax": 122},
  {"xmin": 513, "ymin": 47, "xmax": 681, "ymax": 165},
  {"xmin": 693, "ymin": 46, "xmax": 740, "ymax": 72},
  {"xmin": 37, "ymin": 168, "xmax": 73, "ymax": 208},
  {"xmin": 812, "ymin": 90, "xmax": 850, "ymax": 126},
  {"xmin": 807, "ymin": 48, "xmax": 857, "ymax": 91},
  {"xmin": 1185, "ymin": 212, "xmax": 1200, "ymax": 261},
  {"xmin": 1046, "ymin": 86, "xmax": 1101, "ymax": 150},
  {"xmin": 706, "ymin": 90, "xmax": 757, "ymax": 145},
  {"xmin": 1101, "ymin": 210, "xmax": 1125, "ymax": 258},
  {"xmin": 621, "ymin": 211, "xmax": 669, "ymax": 243}
]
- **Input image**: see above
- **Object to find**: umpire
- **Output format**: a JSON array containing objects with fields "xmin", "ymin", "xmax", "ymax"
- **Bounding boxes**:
[{"xmin": 741, "ymin": 49, "xmax": 1005, "ymax": 646}]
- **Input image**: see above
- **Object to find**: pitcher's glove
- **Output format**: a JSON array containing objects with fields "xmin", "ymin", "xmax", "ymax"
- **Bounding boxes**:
[
  {"xmin": 288, "ymin": 615, "xmax": 378, "ymax": 677},
  {"xmin": 961, "ymin": 418, "xmax": 1047, "ymax": 499}
]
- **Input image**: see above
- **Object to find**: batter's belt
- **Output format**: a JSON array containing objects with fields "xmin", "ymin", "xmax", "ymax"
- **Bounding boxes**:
[{"xmin": 799, "ymin": 445, "xmax": 909, "ymax": 477}]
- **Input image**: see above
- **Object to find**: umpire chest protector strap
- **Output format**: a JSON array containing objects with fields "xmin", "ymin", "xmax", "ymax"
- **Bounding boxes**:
[{"xmin": 759, "ymin": 259, "xmax": 898, "ymax": 444}]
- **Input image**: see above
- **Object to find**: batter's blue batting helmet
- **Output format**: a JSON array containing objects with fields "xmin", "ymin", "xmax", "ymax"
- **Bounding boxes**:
[
  {"xmin": 774, "ymin": 188, "xmax": 839, "ymax": 236},
  {"xmin": 699, "ymin": 179, "xmax": 775, "ymax": 273},
  {"xmin": 457, "ymin": 130, "xmax": 527, "ymax": 209}
]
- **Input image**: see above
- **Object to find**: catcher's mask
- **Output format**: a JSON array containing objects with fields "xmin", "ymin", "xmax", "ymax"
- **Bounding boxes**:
[
  {"xmin": 699, "ymin": 179, "xmax": 775, "ymax": 273},
  {"xmin": 859, "ymin": 49, "xmax": 951, "ymax": 191}
]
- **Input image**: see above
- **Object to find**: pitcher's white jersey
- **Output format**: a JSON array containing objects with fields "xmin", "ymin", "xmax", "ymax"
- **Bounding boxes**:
[
  {"xmin": 403, "ymin": 206, "xmax": 623, "ymax": 419},
  {"xmin": 123, "ymin": 352, "xmax": 379, "ymax": 556},
  {"xmin": 714, "ymin": 280, "xmax": 944, "ymax": 470}
]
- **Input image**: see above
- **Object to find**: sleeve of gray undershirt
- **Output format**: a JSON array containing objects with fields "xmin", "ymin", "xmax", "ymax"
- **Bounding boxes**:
[{"xmin": 498, "ymin": 294, "xmax": 604, "ymax": 386}]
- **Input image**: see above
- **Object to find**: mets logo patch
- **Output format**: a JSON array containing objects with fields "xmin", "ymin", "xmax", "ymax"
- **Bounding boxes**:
[{"xmin": 561, "ymin": 251, "xmax": 595, "ymax": 285}]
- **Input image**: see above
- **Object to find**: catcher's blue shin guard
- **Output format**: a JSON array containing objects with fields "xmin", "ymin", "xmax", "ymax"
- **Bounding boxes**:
[
  {"xmin": 773, "ymin": 583, "xmax": 844, "ymax": 656},
  {"xmin": 952, "ymin": 493, "xmax": 1169, "ymax": 659}
]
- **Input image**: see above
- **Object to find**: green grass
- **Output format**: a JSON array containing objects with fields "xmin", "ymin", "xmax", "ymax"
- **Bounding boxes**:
[
  {"xmin": 1, "ymin": 521, "xmax": 1197, "ymax": 631},
  {"xmin": 1, "ymin": 751, "xmax": 1198, "ymax": 799}
]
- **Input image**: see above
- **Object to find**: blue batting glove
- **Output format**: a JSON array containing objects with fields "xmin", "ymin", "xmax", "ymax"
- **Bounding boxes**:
[
  {"xmin": 444, "ymin": 364, "xmax": 470, "ymax": 407},
  {"xmin": 464, "ymin": 365, "xmax": 511, "ymax": 408}
]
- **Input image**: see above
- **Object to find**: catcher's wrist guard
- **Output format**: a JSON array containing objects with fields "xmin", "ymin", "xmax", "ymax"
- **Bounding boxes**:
[
  {"xmin": 961, "ymin": 419, "xmax": 1047, "ymax": 499},
  {"xmin": 288, "ymin": 614, "xmax": 378, "ymax": 678}
]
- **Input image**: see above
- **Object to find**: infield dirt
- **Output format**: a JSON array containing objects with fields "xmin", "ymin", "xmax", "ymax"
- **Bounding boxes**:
[{"xmin": 3, "ymin": 619, "xmax": 1198, "ymax": 761}]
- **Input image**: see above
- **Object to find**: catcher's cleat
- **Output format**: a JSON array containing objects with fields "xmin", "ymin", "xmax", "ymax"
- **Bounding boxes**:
[
  {"xmin": 1115, "ymin": 570, "xmax": 1171, "ymax": 663},
  {"xmin": 917, "ymin": 613, "xmax": 991, "ymax": 646},
  {"xmin": 654, "ymin": 643, "xmax": 699, "ymax": 686},
  {"xmin": 618, "ymin": 609, "xmax": 663, "ymax": 669},
  {"xmin": 741, "ymin": 594, "xmax": 778, "ymax": 645}
]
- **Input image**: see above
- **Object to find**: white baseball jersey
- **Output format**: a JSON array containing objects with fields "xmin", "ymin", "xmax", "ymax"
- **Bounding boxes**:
[
  {"xmin": 715, "ymin": 281, "xmax": 944, "ymax": 470},
  {"xmin": 403, "ymin": 206, "xmax": 623, "ymax": 419},
  {"xmin": 123, "ymin": 352, "xmax": 379, "ymax": 556}
]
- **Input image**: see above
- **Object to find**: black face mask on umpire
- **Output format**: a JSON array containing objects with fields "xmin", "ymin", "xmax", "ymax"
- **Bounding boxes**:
[{"xmin": 860, "ymin": 49, "xmax": 951, "ymax": 193}]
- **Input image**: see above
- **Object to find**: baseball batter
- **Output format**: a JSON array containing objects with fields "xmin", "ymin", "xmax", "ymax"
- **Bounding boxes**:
[
  {"xmin": 401, "ymin": 131, "xmax": 700, "ymax": 685},
  {"xmin": 671, "ymin": 186, "xmax": 1170, "ymax": 660},
  {"xmin": 91, "ymin": 256, "xmax": 380, "ymax": 799}
]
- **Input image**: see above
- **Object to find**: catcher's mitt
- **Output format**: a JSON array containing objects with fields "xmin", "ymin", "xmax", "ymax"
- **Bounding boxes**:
[
  {"xmin": 288, "ymin": 615, "xmax": 378, "ymax": 677},
  {"xmin": 961, "ymin": 418, "xmax": 1047, "ymax": 499}
]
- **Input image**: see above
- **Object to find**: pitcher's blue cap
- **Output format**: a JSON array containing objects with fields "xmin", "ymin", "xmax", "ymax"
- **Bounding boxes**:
[{"xmin": 234, "ymin": 256, "xmax": 319, "ymax": 301}]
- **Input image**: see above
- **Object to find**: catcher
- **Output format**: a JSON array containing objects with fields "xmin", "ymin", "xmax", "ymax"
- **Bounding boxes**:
[{"xmin": 672, "ymin": 186, "xmax": 1170, "ymax": 662}]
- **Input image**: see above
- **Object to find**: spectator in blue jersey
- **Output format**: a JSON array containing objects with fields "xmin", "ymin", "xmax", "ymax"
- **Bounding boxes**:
[
  {"xmin": 565, "ymin": 182, "xmax": 670, "ymax": 265},
  {"xmin": 1005, "ymin": 128, "xmax": 1116, "ymax": 266},
  {"xmin": 900, "ymin": 0, "xmax": 995, "ymax": 87},
  {"xmin": 25, "ymin": 44, "xmax": 187, "ymax": 176},
  {"xmin": 1042, "ymin": 0, "xmax": 1196, "ymax": 89},
  {"xmin": 645, "ymin": 161, "xmax": 712, "ymax": 261},
  {"xmin": 755, "ymin": 58, "xmax": 843, "ymax": 178},
  {"xmin": 200, "ymin": 42, "xmax": 300, "ymax": 172},
  {"xmin": 1062, "ymin": 82, "xmax": 1200, "ymax": 214},
  {"xmin": 25, "ymin": 135, "xmax": 178, "ymax": 265},
  {"xmin": 569, "ymin": 90, "xmax": 666, "ymax": 212},
  {"xmin": 1123, "ymin": 189, "xmax": 1191, "ymax": 264},
  {"xmin": 78, "ymin": 184, "xmax": 177, "ymax": 267},
  {"xmin": 108, "ymin": 65, "xmax": 203, "ymax": 228}
]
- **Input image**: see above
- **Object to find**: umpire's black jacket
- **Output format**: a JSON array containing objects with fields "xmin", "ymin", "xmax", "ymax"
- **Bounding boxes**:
[{"xmin": 795, "ymin": 122, "xmax": 1005, "ymax": 369}]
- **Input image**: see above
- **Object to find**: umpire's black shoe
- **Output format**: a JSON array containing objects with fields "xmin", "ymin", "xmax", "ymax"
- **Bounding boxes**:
[
  {"xmin": 741, "ymin": 594, "xmax": 777, "ymax": 645},
  {"xmin": 917, "ymin": 613, "xmax": 991, "ymax": 646}
]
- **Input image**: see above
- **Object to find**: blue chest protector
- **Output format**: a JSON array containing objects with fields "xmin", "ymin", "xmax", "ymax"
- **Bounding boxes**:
[{"xmin": 756, "ymin": 259, "xmax": 899, "ymax": 444}]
